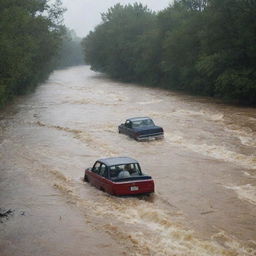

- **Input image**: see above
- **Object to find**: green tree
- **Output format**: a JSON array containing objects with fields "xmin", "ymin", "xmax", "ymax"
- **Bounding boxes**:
[
  {"xmin": 158, "ymin": 1, "xmax": 204, "ymax": 93},
  {"xmin": 82, "ymin": 3, "xmax": 156, "ymax": 81},
  {"xmin": 197, "ymin": 0, "xmax": 256, "ymax": 103},
  {"xmin": 82, "ymin": 0, "xmax": 256, "ymax": 105},
  {"xmin": 0, "ymin": 0, "xmax": 65, "ymax": 107}
]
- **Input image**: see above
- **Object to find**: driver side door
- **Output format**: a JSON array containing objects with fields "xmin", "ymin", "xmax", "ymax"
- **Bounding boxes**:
[{"xmin": 124, "ymin": 120, "xmax": 133, "ymax": 136}]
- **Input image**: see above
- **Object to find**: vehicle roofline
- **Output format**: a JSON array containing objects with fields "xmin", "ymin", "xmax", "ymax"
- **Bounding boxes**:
[
  {"xmin": 126, "ymin": 117, "xmax": 152, "ymax": 122},
  {"xmin": 97, "ymin": 156, "xmax": 139, "ymax": 166}
]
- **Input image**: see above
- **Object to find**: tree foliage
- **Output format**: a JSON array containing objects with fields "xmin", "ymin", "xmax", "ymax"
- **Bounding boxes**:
[
  {"xmin": 0, "ymin": 0, "xmax": 65, "ymax": 107},
  {"xmin": 82, "ymin": 0, "xmax": 256, "ymax": 105},
  {"xmin": 82, "ymin": 3, "xmax": 156, "ymax": 81}
]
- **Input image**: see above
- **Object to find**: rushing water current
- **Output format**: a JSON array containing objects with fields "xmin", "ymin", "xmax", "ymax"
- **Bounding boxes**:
[{"xmin": 1, "ymin": 66, "xmax": 256, "ymax": 256}]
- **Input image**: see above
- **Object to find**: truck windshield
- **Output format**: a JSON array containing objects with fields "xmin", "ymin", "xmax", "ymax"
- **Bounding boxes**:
[
  {"xmin": 132, "ymin": 119, "xmax": 154, "ymax": 128},
  {"xmin": 110, "ymin": 163, "xmax": 142, "ymax": 179}
]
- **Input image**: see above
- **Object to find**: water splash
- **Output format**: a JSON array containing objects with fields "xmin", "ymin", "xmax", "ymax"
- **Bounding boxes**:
[
  {"xmin": 225, "ymin": 184, "xmax": 256, "ymax": 206},
  {"xmin": 50, "ymin": 169, "xmax": 256, "ymax": 256},
  {"xmin": 165, "ymin": 132, "xmax": 256, "ymax": 170}
]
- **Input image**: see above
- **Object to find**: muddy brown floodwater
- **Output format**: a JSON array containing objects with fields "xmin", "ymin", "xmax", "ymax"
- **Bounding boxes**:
[{"xmin": 0, "ymin": 66, "xmax": 256, "ymax": 256}]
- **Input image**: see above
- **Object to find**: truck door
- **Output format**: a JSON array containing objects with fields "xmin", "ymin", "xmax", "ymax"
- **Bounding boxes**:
[
  {"xmin": 90, "ymin": 161, "xmax": 101, "ymax": 187},
  {"xmin": 98, "ymin": 164, "xmax": 110, "ymax": 192},
  {"xmin": 124, "ymin": 120, "xmax": 133, "ymax": 136}
]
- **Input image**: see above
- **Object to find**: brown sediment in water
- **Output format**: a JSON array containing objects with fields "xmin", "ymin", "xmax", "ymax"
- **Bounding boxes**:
[{"xmin": 1, "ymin": 66, "xmax": 256, "ymax": 255}]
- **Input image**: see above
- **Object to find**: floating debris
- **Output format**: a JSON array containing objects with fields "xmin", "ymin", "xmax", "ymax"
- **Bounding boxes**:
[{"xmin": 0, "ymin": 208, "xmax": 14, "ymax": 222}]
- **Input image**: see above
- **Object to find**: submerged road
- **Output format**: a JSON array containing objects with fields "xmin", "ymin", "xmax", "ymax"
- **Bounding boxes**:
[{"xmin": 1, "ymin": 66, "xmax": 256, "ymax": 255}]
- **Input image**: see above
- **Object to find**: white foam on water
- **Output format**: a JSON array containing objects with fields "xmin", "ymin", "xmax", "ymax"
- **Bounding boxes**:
[
  {"xmin": 225, "ymin": 184, "xmax": 256, "ymax": 206},
  {"xmin": 207, "ymin": 113, "xmax": 224, "ymax": 121},
  {"xmin": 239, "ymin": 135, "xmax": 256, "ymax": 147},
  {"xmin": 138, "ymin": 100, "xmax": 163, "ymax": 105},
  {"xmin": 171, "ymin": 109, "xmax": 224, "ymax": 122},
  {"xmin": 224, "ymin": 126, "xmax": 256, "ymax": 147},
  {"xmin": 119, "ymin": 206, "xmax": 256, "ymax": 256},
  {"xmin": 49, "ymin": 171, "xmax": 256, "ymax": 256},
  {"xmin": 198, "ymin": 110, "xmax": 224, "ymax": 122},
  {"xmin": 243, "ymin": 171, "xmax": 256, "ymax": 179},
  {"xmin": 34, "ymin": 121, "xmax": 118, "ymax": 156},
  {"xmin": 165, "ymin": 133, "xmax": 256, "ymax": 170}
]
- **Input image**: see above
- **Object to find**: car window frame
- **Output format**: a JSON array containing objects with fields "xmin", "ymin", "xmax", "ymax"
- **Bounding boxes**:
[
  {"xmin": 92, "ymin": 161, "xmax": 101, "ymax": 174},
  {"xmin": 130, "ymin": 163, "xmax": 142, "ymax": 176},
  {"xmin": 125, "ymin": 120, "xmax": 132, "ymax": 128},
  {"xmin": 99, "ymin": 164, "xmax": 108, "ymax": 179}
]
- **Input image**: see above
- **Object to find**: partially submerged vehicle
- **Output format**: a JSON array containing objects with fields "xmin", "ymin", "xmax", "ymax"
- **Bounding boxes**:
[
  {"xmin": 118, "ymin": 117, "xmax": 164, "ymax": 141},
  {"xmin": 84, "ymin": 157, "xmax": 154, "ymax": 196}
]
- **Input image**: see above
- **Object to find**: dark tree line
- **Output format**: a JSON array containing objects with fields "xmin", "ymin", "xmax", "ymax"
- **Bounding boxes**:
[
  {"xmin": 0, "ymin": 0, "xmax": 65, "ymax": 107},
  {"xmin": 82, "ymin": 0, "xmax": 256, "ymax": 105}
]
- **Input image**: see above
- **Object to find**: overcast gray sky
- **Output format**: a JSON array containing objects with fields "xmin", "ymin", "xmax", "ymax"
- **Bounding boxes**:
[{"xmin": 61, "ymin": 0, "xmax": 172, "ymax": 38}]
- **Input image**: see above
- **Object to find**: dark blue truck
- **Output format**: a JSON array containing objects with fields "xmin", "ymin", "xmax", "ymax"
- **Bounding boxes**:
[{"xmin": 118, "ymin": 117, "xmax": 164, "ymax": 141}]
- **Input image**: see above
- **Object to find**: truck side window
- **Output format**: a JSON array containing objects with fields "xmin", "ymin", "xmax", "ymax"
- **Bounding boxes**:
[
  {"xmin": 125, "ymin": 121, "xmax": 132, "ymax": 128},
  {"xmin": 99, "ymin": 164, "xmax": 108, "ymax": 178},
  {"xmin": 92, "ymin": 162, "xmax": 101, "ymax": 174}
]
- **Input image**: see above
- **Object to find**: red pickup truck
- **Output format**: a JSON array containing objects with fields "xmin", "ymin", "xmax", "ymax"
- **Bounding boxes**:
[{"xmin": 84, "ymin": 157, "xmax": 154, "ymax": 196}]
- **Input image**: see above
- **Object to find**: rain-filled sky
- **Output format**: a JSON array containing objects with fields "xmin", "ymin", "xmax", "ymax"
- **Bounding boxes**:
[{"xmin": 61, "ymin": 0, "xmax": 172, "ymax": 38}]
